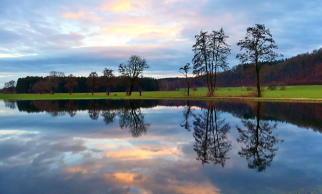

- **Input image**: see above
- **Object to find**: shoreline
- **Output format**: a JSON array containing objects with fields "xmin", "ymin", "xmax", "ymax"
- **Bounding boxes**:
[{"xmin": 1, "ymin": 93, "xmax": 322, "ymax": 103}]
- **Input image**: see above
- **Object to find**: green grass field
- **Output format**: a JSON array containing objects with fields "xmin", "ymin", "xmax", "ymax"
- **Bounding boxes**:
[{"xmin": 0, "ymin": 85, "xmax": 321, "ymax": 103}]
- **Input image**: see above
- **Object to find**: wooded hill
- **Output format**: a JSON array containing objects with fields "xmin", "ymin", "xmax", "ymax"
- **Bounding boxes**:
[{"xmin": 159, "ymin": 48, "xmax": 322, "ymax": 90}]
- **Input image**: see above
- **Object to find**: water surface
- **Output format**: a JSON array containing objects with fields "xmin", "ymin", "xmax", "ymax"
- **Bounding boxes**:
[{"xmin": 0, "ymin": 100, "xmax": 322, "ymax": 194}]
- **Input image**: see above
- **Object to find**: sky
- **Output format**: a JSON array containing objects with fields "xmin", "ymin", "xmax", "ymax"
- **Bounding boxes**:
[{"xmin": 0, "ymin": 0, "xmax": 322, "ymax": 87}]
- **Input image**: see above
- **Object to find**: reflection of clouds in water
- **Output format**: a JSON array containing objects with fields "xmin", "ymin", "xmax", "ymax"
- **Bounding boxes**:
[{"xmin": 0, "ymin": 129, "xmax": 221, "ymax": 194}]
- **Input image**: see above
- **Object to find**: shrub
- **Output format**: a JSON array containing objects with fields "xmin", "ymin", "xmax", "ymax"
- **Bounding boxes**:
[
  {"xmin": 246, "ymin": 87, "xmax": 253, "ymax": 91},
  {"xmin": 268, "ymin": 84, "xmax": 277, "ymax": 90},
  {"xmin": 280, "ymin": 86, "xmax": 286, "ymax": 90}
]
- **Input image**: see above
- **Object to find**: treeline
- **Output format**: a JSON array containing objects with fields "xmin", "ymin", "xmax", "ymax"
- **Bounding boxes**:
[
  {"xmin": 3, "ymin": 55, "xmax": 156, "ymax": 95},
  {"xmin": 216, "ymin": 48, "xmax": 322, "ymax": 86},
  {"xmin": 15, "ymin": 75, "xmax": 159, "ymax": 94}
]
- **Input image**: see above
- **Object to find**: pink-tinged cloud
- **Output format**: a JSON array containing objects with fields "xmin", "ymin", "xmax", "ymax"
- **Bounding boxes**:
[
  {"xmin": 100, "ymin": 0, "xmax": 148, "ymax": 13},
  {"xmin": 61, "ymin": 11, "xmax": 101, "ymax": 22}
]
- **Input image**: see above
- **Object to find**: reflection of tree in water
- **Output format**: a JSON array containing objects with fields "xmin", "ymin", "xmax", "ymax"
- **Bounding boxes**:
[
  {"xmin": 100, "ymin": 101, "xmax": 116, "ymax": 125},
  {"xmin": 101, "ymin": 111, "xmax": 116, "ymax": 125},
  {"xmin": 3, "ymin": 100, "xmax": 16, "ymax": 109},
  {"xmin": 119, "ymin": 101, "xmax": 149, "ymax": 137},
  {"xmin": 192, "ymin": 102, "xmax": 231, "ymax": 167},
  {"xmin": 88, "ymin": 101, "xmax": 101, "ymax": 120},
  {"xmin": 237, "ymin": 102, "xmax": 282, "ymax": 172},
  {"xmin": 65, "ymin": 101, "xmax": 77, "ymax": 117},
  {"xmin": 32, "ymin": 100, "xmax": 65, "ymax": 117},
  {"xmin": 181, "ymin": 101, "xmax": 193, "ymax": 131}
]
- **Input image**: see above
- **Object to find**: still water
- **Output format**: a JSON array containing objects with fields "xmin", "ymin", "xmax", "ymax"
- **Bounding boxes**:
[{"xmin": 0, "ymin": 100, "xmax": 321, "ymax": 194}]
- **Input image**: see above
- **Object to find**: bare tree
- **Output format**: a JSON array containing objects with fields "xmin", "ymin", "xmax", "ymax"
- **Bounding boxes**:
[
  {"xmin": 46, "ymin": 71, "xmax": 65, "ymax": 94},
  {"xmin": 192, "ymin": 28, "xmax": 230, "ymax": 96},
  {"xmin": 237, "ymin": 24, "xmax": 280, "ymax": 97},
  {"xmin": 102, "ymin": 68, "xmax": 114, "ymax": 96},
  {"xmin": 193, "ymin": 31, "xmax": 210, "ymax": 95},
  {"xmin": 209, "ymin": 28, "xmax": 230, "ymax": 93},
  {"xmin": 64, "ymin": 74, "xmax": 78, "ymax": 95},
  {"xmin": 179, "ymin": 63, "xmax": 191, "ymax": 96},
  {"xmin": 119, "ymin": 55, "xmax": 149, "ymax": 96},
  {"xmin": 87, "ymin": 72, "xmax": 98, "ymax": 95},
  {"xmin": 3, "ymin": 80, "xmax": 16, "ymax": 93}
]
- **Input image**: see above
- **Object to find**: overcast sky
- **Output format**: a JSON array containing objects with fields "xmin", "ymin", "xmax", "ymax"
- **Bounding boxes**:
[{"xmin": 0, "ymin": 0, "xmax": 322, "ymax": 87}]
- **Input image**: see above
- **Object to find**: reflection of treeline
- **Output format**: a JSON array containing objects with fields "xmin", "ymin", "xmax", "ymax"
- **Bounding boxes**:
[
  {"xmin": 10, "ymin": 100, "xmax": 322, "ymax": 131},
  {"xmin": 159, "ymin": 100, "xmax": 322, "ymax": 131},
  {"xmin": 16, "ymin": 76, "xmax": 159, "ymax": 94},
  {"xmin": 15, "ymin": 100, "xmax": 154, "ymax": 137},
  {"xmin": 16, "ymin": 100, "xmax": 159, "ymax": 114}
]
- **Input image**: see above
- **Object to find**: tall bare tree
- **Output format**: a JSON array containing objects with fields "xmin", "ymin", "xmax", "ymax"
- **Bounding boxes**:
[
  {"xmin": 193, "ymin": 31, "xmax": 210, "ymax": 95},
  {"xmin": 102, "ymin": 68, "xmax": 114, "ymax": 96},
  {"xmin": 3, "ymin": 80, "xmax": 16, "ymax": 93},
  {"xmin": 87, "ymin": 72, "xmax": 98, "ymax": 95},
  {"xmin": 192, "ymin": 28, "xmax": 230, "ymax": 96},
  {"xmin": 209, "ymin": 28, "xmax": 230, "ymax": 93},
  {"xmin": 64, "ymin": 74, "xmax": 78, "ymax": 95},
  {"xmin": 48, "ymin": 71, "xmax": 65, "ymax": 94},
  {"xmin": 179, "ymin": 63, "xmax": 191, "ymax": 96},
  {"xmin": 237, "ymin": 24, "xmax": 280, "ymax": 97},
  {"xmin": 119, "ymin": 55, "xmax": 149, "ymax": 96}
]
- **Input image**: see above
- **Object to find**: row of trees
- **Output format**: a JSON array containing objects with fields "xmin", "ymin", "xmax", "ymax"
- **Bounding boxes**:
[
  {"xmin": 3, "ymin": 55, "xmax": 155, "ymax": 95},
  {"xmin": 180, "ymin": 24, "xmax": 281, "ymax": 97}
]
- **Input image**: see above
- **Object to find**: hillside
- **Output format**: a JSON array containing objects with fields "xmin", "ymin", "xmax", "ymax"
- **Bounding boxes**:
[{"xmin": 158, "ymin": 48, "xmax": 322, "ymax": 90}]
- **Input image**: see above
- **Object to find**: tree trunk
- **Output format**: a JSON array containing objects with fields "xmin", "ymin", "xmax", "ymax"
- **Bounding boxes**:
[
  {"xmin": 214, "ymin": 66, "xmax": 217, "ymax": 96},
  {"xmin": 255, "ymin": 63, "xmax": 261, "ymax": 97},
  {"xmin": 187, "ymin": 78, "xmax": 190, "ymax": 96},
  {"xmin": 187, "ymin": 86, "xmax": 190, "ymax": 96},
  {"xmin": 128, "ymin": 82, "xmax": 133, "ymax": 96}
]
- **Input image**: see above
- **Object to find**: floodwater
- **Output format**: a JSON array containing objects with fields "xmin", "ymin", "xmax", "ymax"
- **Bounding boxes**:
[{"xmin": 0, "ymin": 99, "xmax": 321, "ymax": 194}]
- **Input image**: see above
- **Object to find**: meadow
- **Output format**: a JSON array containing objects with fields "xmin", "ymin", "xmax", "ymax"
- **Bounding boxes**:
[{"xmin": 0, "ymin": 85, "xmax": 321, "ymax": 103}]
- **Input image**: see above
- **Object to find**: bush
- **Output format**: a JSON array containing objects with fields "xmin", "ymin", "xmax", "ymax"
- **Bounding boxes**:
[
  {"xmin": 268, "ymin": 84, "xmax": 277, "ymax": 90},
  {"xmin": 280, "ymin": 86, "xmax": 286, "ymax": 90},
  {"xmin": 246, "ymin": 87, "xmax": 253, "ymax": 91}
]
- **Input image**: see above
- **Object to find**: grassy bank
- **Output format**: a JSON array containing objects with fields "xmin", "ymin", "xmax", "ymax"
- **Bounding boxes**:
[{"xmin": 0, "ymin": 85, "xmax": 321, "ymax": 103}]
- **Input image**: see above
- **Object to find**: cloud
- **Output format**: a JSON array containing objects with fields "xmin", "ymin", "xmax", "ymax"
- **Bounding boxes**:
[
  {"xmin": 106, "ymin": 145, "xmax": 181, "ymax": 160},
  {"xmin": 100, "ymin": 0, "xmax": 148, "ymax": 13},
  {"xmin": 61, "ymin": 11, "xmax": 101, "ymax": 22}
]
